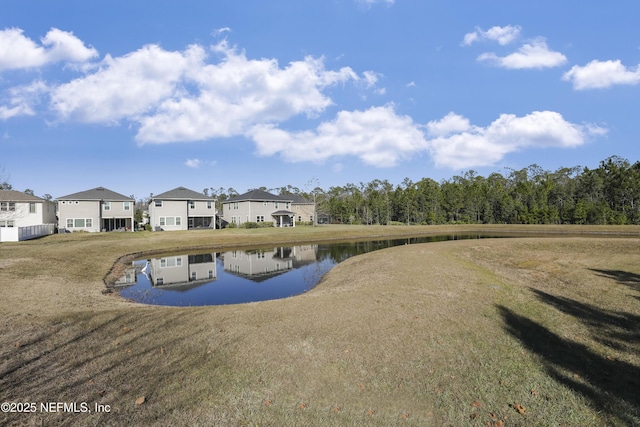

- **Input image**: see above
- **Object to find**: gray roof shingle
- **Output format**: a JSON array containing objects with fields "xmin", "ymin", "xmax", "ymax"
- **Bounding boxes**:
[
  {"xmin": 0, "ymin": 190, "xmax": 47, "ymax": 202},
  {"xmin": 57, "ymin": 187, "xmax": 133, "ymax": 201},
  {"xmin": 225, "ymin": 189, "xmax": 292, "ymax": 203},
  {"xmin": 151, "ymin": 187, "xmax": 214, "ymax": 201}
]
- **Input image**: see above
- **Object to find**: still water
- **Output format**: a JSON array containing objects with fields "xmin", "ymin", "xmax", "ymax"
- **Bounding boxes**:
[{"xmin": 117, "ymin": 234, "xmax": 497, "ymax": 306}]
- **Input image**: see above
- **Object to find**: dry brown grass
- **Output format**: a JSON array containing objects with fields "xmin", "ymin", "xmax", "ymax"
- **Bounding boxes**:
[{"xmin": 0, "ymin": 225, "xmax": 639, "ymax": 426}]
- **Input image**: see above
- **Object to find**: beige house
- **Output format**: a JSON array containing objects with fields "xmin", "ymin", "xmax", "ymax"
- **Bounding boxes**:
[
  {"xmin": 289, "ymin": 194, "xmax": 316, "ymax": 224},
  {"xmin": 149, "ymin": 187, "xmax": 216, "ymax": 231},
  {"xmin": 57, "ymin": 187, "xmax": 135, "ymax": 233},
  {"xmin": 222, "ymin": 189, "xmax": 302, "ymax": 227},
  {"xmin": 0, "ymin": 190, "xmax": 56, "ymax": 241}
]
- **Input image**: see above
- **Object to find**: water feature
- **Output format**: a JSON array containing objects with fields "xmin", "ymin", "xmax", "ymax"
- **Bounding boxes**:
[{"xmin": 117, "ymin": 233, "xmax": 500, "ymax": 306}]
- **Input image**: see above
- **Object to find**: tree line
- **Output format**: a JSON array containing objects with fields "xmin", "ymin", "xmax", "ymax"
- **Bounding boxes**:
[{"xmin": 203, "ymin": 155, "xmax": 639, "ymax": 226}]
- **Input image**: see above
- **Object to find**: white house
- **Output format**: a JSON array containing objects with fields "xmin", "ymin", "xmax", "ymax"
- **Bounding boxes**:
[
  {"xmin": 0, "ymin": 190, "xmax": 57, "ymax": 242},
  {"xmin": 57, "ymin": 187, "xmax": 135, "ymax": 233},
  {"xmin": 149, "ymin": 187, "xmax": 216, "ymax": 231}
]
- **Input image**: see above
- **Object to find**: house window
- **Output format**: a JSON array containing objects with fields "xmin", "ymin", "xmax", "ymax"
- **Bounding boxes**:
[
  {"xmin": 1, "ymin": 202, "xmax": 15, "ymax": 212},
  {"xmin": 234, "ymin": 202, "xmax": 239, "ymax": 210},
  {"xmin": 256, "ymin": 215, "xmax": 264, "ymax": 222},
  {"xmin": 74, "ymin": 218, "xmax": 85, "ymax": 228},
  {"xmin": 298, "ymin": 216, "xmax": 302, "ymax": 222},
  {"xmin": 160, "ymin": 217, "xmax": 181, "ymax": 226},
  {"xmin": 29, "ymin": 203, "xmax": 36, "ymax": 213},
  {"xmin": 67, "ymin": 219, "xmax": 73, "ymax": 228},
  {"xmin": 207, "ymin": 201, "xmax": 213, "ymax": 209},
  {"xmin": 274, "ymin": 202, "xmax": 279, "ymax": 209},
  {"xmin": 155, "ymin": 200, "xmax": 163, "ymax": 207},
  {"xmin": 189, "ymin": 201, "xmax": 195, "ymax": 209},
  {"xmin": 310, "ymin": 216, "xmax": 313, "ymax": 222},
  {"xmin": 0, "ymin": 220, "xmax": 14, "ymax": 227},
  {"xmin": 285, "ymin": 203, "xmax": 290, "ymax": 209},
  {"xmin": 103, "ymin": 202, "xmax": 111, "ymax": 211},
  {"xmin": 86, "ymin": 219, "xmax": 92, "ymax": 227},
  {"xmin": 123, "ymin": 201, "xmax": 131, "ymax": 211},
  {"xmin": 263, "ymin": 201, "xmax": 268, "ymax": 206}
]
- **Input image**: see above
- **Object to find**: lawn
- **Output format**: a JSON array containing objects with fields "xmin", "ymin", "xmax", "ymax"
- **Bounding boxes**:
[{"xmin": 1, "ymin": 225, "xmax": 639, "ymax": 426}]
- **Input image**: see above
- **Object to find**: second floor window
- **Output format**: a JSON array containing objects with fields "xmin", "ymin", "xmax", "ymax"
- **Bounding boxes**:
[{"xmin": 103, "ymin": 202, "xmax": 111, "ymax": 211}]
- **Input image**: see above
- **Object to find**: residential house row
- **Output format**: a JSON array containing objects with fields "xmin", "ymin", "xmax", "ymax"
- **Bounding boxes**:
[{"xmin": 0, "ymin": 186, "xmax": 319, "ymax": 242}]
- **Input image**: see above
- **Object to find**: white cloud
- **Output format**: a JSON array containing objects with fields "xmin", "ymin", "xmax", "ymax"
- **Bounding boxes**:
[
  {"xmin": 247, "ymin": 108, "xmax": 604, "ymax": 170},
  {"xmin": 477, "ymin": 38, "xmax": 567, "ymax": 69},
  {"xmin": 50, "ymin": 44, "xmax": 203, "ymax": 123},
  {"xmin": 135, "ymin": 42, "xmax": 360, "ymax": 143},
  {"xmin": 0, "ymin": 27, "xmax": 97, "ymax": 71},
  {"xmin": 426, "ymin": 111, "xmax": 605, "ymax": 169},
  {"xmin": 563, "ymin": 59, "xmax": 640, "ymax": 90},
  {"xmin": 0, "ymin": 80, "xmax": 48, "ymax": 120},
  {"xmin": 248, "ymin": 104, "xmax": 427, "ymax": 167},
  {"xmin": 185, "ymin": 158, "xmax": 202, "ymax": 168},
  {"xmin": 462, "ymin": 25, "xmax": 521, "ymax": 46}
]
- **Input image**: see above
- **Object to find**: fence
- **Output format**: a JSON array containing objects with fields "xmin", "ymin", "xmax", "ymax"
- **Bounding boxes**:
[{"xmin": 0, "ymin": 224, "xmax": 56, "ymax": 242}]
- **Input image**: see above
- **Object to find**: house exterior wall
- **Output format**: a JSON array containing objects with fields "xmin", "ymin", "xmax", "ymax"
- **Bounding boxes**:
[
  {"xmin": 292, "ymin": 203, "xmax": 315, "ymax": 223},
  {"xmin": 149, "ymin": 200, "xmax": 188, "ymax": 231},
  {"xmin": 223, "ymin": 200, "xmax": 292, "ymax": 225},
  {"xmin": 0, "ymin": 201, "xmax": 56, "ymax": 227},
  {"xmin": 58, "ymin": 200, "xmax": 101, "ymax": 232},
  {"xmin": 102, "ymin": 200, "xmax": 134, "ymax": 218},
  {"xmin": 187, "ymin": 200, "xmax": 216, "ymax": 217}
]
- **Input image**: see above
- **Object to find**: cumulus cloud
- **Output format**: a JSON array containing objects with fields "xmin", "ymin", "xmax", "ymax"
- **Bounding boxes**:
[
  {"xmin": 477, "ymin": 38, "xmax": 567, "ymax": 69},
  {"xmin": 563, "ymin": 59, "xmax": 640, "ymax": 90},
  {"xmin": 462, "ymin": 25, "xmax": 521, "ymax": 46},
  {"xmin": 426, "ymin": 111, "xmax": 605, "ymax": 169},
  {"xmin": 246, "ymin": 107, "xmax": 603, "ymax": 170},
  {"xmin": 50, "ymin": 44, "xmax": 204, "ymax": 123},
  {"xmin": 135, "ymin": 42, "xmax": 360, "ymax": 143},
  {"xmin": 0, "ymin": 27, "xmax": 97, "ymax": 71},
  {"xmin": 248, "ymin": 104, "xmax": 427, "ymax": 167}
]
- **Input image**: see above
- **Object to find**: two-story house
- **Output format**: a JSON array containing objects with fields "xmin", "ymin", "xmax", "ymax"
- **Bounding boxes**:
[
  {"xmin": 222, "ymin": 189, "xmax": 300, "ymax": 227},
  {"xmin": 0, "ymin": 190, "xmax": 57, "ymax": 241},
  {"xmin": 148, "ymin": 187, "xmax": 216, "ymax": 231},
  {"xmin": 57, "ymin": 187, "xmax": 135, "ymax": 232},
  {"xmin": 289, "ymin": 194, "xmax": 316, "ymax": 225}
]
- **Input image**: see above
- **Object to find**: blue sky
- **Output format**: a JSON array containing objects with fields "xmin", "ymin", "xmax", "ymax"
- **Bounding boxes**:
[{"xmin": 1, "ymin": 1, "xmax": 638, "ymax": 199}]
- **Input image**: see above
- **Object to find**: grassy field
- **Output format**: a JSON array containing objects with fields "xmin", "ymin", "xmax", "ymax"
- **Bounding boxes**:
[{"xmin": 0, "ymin": 224, "xmax": 639, "ymax": 426}]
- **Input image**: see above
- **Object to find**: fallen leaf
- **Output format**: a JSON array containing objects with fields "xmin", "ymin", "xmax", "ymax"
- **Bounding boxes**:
[
  {"xmin": 512, "ymin": 403, "xmax": 526, "ymax": 414},
  {"xmin": 298, "ymin": 403, "xmax": 306, "ymax": 409},
  {"xmin": 531, "ymin": 389, "xmax": 538, "ymax": 396},
  {"xmin": 264, "ymin": 399, "xmax": 272, "ymax": 406},
  {"xmin": 135, "ymin": 396, "xmax": 145, "ymax": 406},
  {"xmin": 14, "ymin": 342, "xmax": 20, "ymax": 349},
  {"xmin": 496, "ymin": 420, "xmax": 505, "ymax": 427},
  {"xmin": 123, "ymin": 327, "xmax": 132, "ymax": 333},
  {"xmin": 333, "ymin": 406, "xmax": 340, "ymax": 412},
  {"xmin": 358, "ymin": 383, "xmax": 365, "ymax": 390},
  {"xmin": 471, "ymin": 400, "xmax": 482, "ymax": 407},
  {"xmin": 367, "ymin": 409, "xmax": 375, "ymax": 416},
  {"xmin": 401, "ymin": 413, "xmax": 409, "ymax": 419}
]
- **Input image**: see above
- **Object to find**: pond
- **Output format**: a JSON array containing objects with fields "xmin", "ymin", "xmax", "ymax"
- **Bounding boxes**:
[{"xmin": 117, "ymin": 233, "xmax": 503, "ymax": 306}]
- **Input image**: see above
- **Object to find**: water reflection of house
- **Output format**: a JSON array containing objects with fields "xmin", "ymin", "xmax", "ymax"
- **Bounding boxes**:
[
  {"xmin": 222, "ymin": 245, "xmax": 317, "ymax": 282},
  {"xmin": 113, "ymin": 263, "xmax": 138, "ymax": 288},
  {"xmin": 148, "ymin": 253, "xmax": 217, "ymax": 291}
]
